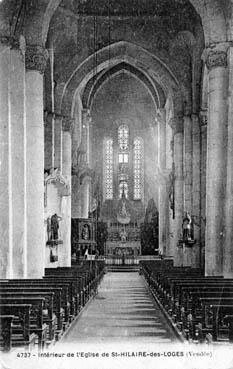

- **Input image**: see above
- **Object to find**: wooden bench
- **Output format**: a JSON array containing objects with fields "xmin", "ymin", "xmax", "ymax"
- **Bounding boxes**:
[
  {"xmin": 0, "ymin": 304, "xmax": 37, "ymax": 349},
  {"xmin": 141, "ymin": 261, "xmax": 233, "ymax": 343},
  {"xmin": 0, "ymin": 296, "xmax": 47, "ymax": 349},
  {"xmin": 0, "ymin": 315, "xmax": 14, "ymax": 351},
  {"xmin": 1, "ymin": 280, "xmax": 72, "ymax": 324},
  {"xmin": 0, "ymin": 291, "xmax": 56, "ymax": 342}
]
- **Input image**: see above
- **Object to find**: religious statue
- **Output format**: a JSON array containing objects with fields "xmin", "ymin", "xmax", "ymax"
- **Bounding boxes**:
[
  {"xmin": 82, "ymin": 224, "xmax": 90, "ymax": 240},
  {"xmin": 50, "ymin": 213, "xmax": 62, "ymax": 240},
  {"xmin": 182, "ymin": 212, "xmax": 192, "ymax": 241},
  {"xmin": 120, "ymin": 228, "xmax": 127, "ymax": 242}
]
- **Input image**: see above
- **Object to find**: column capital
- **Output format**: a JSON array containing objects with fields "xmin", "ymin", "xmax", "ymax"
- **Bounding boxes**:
[
  {"xmin": 0, "ymin": 35, "xmax": 26, "ymax": 56},
  {"xmin": 62, "ymin": 116, "xmax": 74, "ymax": 132},
  {"xmin": 169, "ymin": 116, "xmax": 183, "ymax": 135},
  {"xmin": 203, "ymin": 43, "xmax": 231, "ymax": 71},
  {"xmin": 25, "ymin": 45, "xmax": 49, "ymax": 74}
]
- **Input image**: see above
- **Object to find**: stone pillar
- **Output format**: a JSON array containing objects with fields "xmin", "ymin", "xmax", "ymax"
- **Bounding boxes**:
[
  {"xmin": 157, "ymin": 109, "xmax": 169, "ymax": 256},
  {"xmin": 81, "ymin": 177, "xmax": 90, "ymax": 219},
  {"xmin": 183, "ymin": 115, "xmax": 192, "ymax": 213},
  {"xmin": 0, "ymin": 36, "xmax": 27, "ymax": 278},
  {"xmin": 0, "ymin": 39, "xmax": 12, "ymax": 278},
  {"xmin": 25, "ymin": 45, "xmax": 48, "ymax": 278},
  {"xmin": 59, "ymin": 117, "xmax": 73, "ymax": 267},
  {"xmin": 182, "ymin": 114, "xmax": 193, "ymax": 266},
  {"xmin": 44, "ymin": 112, "xmax": 53, "ymax": 169},
  {"xmin": 158, "ymin": 109, "xmax": 166, "ymax": 170},
  {"xmin": 11, "ymin": 42, "xmax": 28, "ymax": 278},
  {"xmin": 158, "ymin": 176, "xmax": 170, "ymax": 256},
  {"xmin": 200, "ymin": 110, "xmax": 207, "ymax": 271},
  {"xmin": 79, "ymin": 109, "xmax": 91, "ymax": 218},
  {"xmin": 204, "ymin": 45, "xmax": 229, "ymax": 276},
  {"xmin": 88, "ymin": 115, "xmax": 93, "ymax": 169},
  {"xmin": 54, "ymin": 115, "xmax": 63, "ymax": 170},
  {"xmin": 191, "ymin": 114, "xmax": 201, "ymax": 268},
  {"xmin": 44, "ymin": 112, "xmax": 62, "ymax": 171},
  {"xmin": 81, "ymin": 109, "xmax": 90, "ymax": 165},
  {"xmin": 170, "ymin": 116, "xmax": 184, "ymax": 266},
  {"xmin": 223, "ymin": 46, "xmax": 233, "ymax": 277}
]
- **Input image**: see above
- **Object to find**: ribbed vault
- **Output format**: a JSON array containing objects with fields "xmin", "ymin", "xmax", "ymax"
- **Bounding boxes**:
[{"xmin": 82, "ymin": 62, "xmax": 166, "ymax": 110}]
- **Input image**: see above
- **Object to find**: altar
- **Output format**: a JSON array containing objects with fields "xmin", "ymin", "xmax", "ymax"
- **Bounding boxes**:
[{"xmin": 106, "ymin": 240, "xmax": 141, "ymax": 256}]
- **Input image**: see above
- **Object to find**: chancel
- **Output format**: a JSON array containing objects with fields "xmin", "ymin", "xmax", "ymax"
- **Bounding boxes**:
[{"xmin": 1, "ymin": 0, "xmax": 233, "ymax": 352}]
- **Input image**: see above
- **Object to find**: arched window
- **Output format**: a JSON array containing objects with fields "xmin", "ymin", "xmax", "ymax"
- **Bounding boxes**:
[
  {"xmin": 103, "ymin": 137, "xmax": 113, "ymax": 200},
  {"xmin": 118, "ymin": 125, "xmax": 129, "ymax": 198},
  {"xmin": 134, "ymin": 137, "xmax": 144, "ymax": 200},
  {"xmin": 119, "ymin": 181, "xmax": 128, "ymax": 199},
  {"xmin": 118, "ymin": 125, "xmax": 129, "ymax": 151}
]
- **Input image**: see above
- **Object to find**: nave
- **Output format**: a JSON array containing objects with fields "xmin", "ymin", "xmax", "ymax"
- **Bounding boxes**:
[
  {"xmin": 61, "ymin": 272, "xmax": 177, "ymax": 344},
  {"xmin": 2, "ymin": 0, "xmax": 233, "ymax": 362}
]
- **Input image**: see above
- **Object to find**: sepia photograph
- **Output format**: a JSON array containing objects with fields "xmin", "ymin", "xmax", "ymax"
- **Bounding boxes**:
[{"xmin": 0, "ymin": 0, "xmax": 233, "ymax": 368}]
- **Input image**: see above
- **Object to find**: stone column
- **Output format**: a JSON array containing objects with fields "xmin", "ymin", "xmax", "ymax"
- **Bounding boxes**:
[
  {"xmin": 0, "ymin": 36, "xmax": 27, "ymax": 278},
  {"xmin": 157, "ymin": 109, "xmax": 169, "ymax": 256},
  {"xmin": 54, "ymin": 115, "xmax": 63, "ymax": 170},
  {"xmin": 183, "ymin": 114, "xmax": 193, "ymax": 266},
  {"xmin": 204, "ymin": 44, "xmax": 229, "ymax": 276},
  {"xmin": 81, "ymin": 109, "xmax": 90, "ymax": 165},
  {"xmin": 59, "ymin": 117, "xmax": 73, "ymax": 267},
  {"xmin": 25, "ymin": 45, "xmax": 48, "ymax": 278},
  {"xmin": 170, "ymin": 116, "xmax": 184, "ymax": 266},
  {"xmin": 80, "ymin": 109, "xmax": 91, "ymax": 218},
  {"xmin": 158, "ymin": 109, "xmax": 166, "ymax": 170},
  {"xmin": 0, "ymin": 39, "xmax": 13, "ymax": 278},
  {"xmin": 223, "ymin": 46, "xmax": 233, "ymax": 277},
  {"xmin": 81, "ymin": 177, "xmax": 91, "ymax": 218},
  {"xmin": 200, "ymin": 110, "xmax": 207, "ymax": 271},
  {"xmin": 10, "ymin": 41, "xmax": 28, "ymax": 278},
  {"xmin": 183, "ymin": 115, "xmax": 192, "ymax": 213},
  {"xmin": 88, "ymin": 115, "xmax": 93, "ymax": 169},
  {"xmin": 191, "ymin": 114, "xmax": 201, "ymax": 268},
  {"xmin": 44, "ymin": 112, "xmax": 53, "ymax": 169}
]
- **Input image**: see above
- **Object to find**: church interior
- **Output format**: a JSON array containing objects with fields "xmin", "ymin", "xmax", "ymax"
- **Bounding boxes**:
[{"xmin": 1, "ymin": 0, "xmax": 233, "ymax": 352}]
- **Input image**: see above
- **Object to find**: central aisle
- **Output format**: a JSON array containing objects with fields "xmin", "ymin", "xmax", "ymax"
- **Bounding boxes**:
[{"xmin": 61, "ymin": 272, "xmax": 178, "ymax": 344}]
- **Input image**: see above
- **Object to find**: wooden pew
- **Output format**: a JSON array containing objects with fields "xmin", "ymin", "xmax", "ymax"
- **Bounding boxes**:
[
  {"xmin": 45, "ymin": 269, "xmax": 88, "ymax": 303},
  {"xmin": 0, "ymin": 296, "xmax": 47, "ymax": 349},
  {"xmin": 0, "ymin": 304, "xmax": 37, "ymax": 349},
  {"xmin": 224, "ymin": 314, "xmax": 233, "ymax": 342},
  {"xmin": 0, "ymin": 315, "xmax": 14, "ymax": 351},
  {"xmin": 141, "ymin": 261, "xmax": 233, "ymax": 343},
  {"xmin": 43, "ymin": 276, "xmax": 82, "ymax": 316},
  {"xmin": 195, "ymin": 302, "xmax": 233, "ymax": 342},
  {"xmin": 0, "ymin": 291, "xmax": 56, "ymax": 342},
  {"xmin": 0, "ymin": 287, "xmax": 61, "ymax": 339},
  {"xmin": 1, "ymin": 280, "xmax": 72, "ymax": 325}
]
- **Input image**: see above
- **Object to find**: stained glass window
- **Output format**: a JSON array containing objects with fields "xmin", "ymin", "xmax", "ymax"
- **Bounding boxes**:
[
  {"xmin": 119, "ymin": 181, "xmax": 128, "ymax": 198},
  {"xmin": 119, "ymin": 153, "xmax": 128, "ymax": 163},
  {"xmin": 134, "ymin": 137, "xmax": 144, "ymax": 200},
  {"xmin": 103, "ymin": 137, "xmax": 113, "ymax": 200},
  {"xmin": 118, "ymin": 125, "xmax": 129, "ymax": 151}
]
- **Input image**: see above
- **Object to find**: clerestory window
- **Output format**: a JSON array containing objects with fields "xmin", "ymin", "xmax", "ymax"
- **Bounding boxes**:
[
  {"xmin": 103, "ymin": 137, "xmax": 113, "ymax": 200},
  {"xmin": 133, "ymin": 137, "xmax": 144, "ymax": 200}
]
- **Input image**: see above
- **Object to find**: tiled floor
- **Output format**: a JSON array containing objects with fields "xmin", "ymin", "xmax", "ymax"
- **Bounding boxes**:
[{"xmin": 61, "ymin": 272, "xmax": 178, "ymax": 344}]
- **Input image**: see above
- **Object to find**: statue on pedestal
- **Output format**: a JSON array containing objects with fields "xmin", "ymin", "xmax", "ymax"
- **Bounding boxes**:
[
  {"xmin": 182, "ymin": 212, "xmax": 192, "ymax": 241},
  {"xmin": 50, "ymin": 213, "xmax": 62, "ymax": 240},
  {"xmin": 120, "ymin": 228, "xmax": 127, "ymax": 243},
  {"xmin": 82, "ymin": 224, "xmax": 90, "ymax": 240}
]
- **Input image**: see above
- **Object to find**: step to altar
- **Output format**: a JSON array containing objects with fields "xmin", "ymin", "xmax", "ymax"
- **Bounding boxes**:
[{"xmin": 107, "ymin": 265, "xmax": 140, "ymax": 272}]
